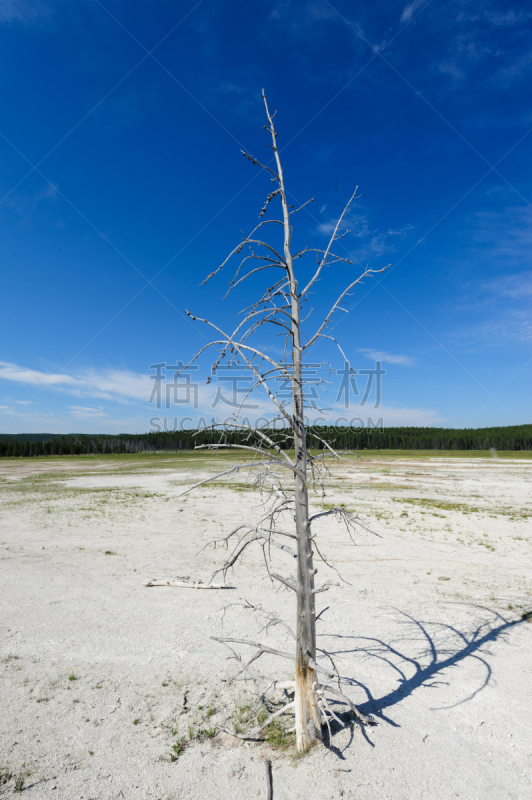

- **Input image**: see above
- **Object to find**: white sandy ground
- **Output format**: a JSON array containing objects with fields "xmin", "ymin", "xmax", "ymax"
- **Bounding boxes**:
[{"xmin": 0, "ymin": 453, "xmax": 531, "ymax": 799}]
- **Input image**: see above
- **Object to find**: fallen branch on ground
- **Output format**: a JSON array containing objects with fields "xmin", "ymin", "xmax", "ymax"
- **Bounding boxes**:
[{"xmin": 144, "ymin": 578, "xmax": 235, "ymax": 589}]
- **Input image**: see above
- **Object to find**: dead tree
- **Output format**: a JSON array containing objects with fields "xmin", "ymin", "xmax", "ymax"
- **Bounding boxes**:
[{"xmin": 180, "ymin": 93, "xmax": 385, "ymax": 751}]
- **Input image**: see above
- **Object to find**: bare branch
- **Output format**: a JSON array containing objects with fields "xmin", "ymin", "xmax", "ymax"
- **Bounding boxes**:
[
  {"xmin": 316, "ymin": 683, "xmax": 375, "ymax": 725},
  {"xmin": 304, "ymin": 265, "xmax": 388, "ymax": 351},
  {"xmin": 289, "ymin": 197, "xmax": 314, "ymax": 215},
  {"xmin": 229, "ymin": 601, "xmax": 297, "ymax": 640},
  {"xmin": 176, "ymin": 462, "xmax": 265, "ymax": 499},
  {"xmin": 211, "ymin": 636, "xmax": 294, "ymax": 662},
  {"xmin": 301, "ymin": 188, "xmax": 358, "ymax": 297},
  {"xmin": 240, "ymin": 149, "xmax": 279, "ymax": 180},
  {"xmin": 195, "ymin": 422, "xmax": 294, "ymax": 467},
  {"xmin": 271, "ymin": 572, "xmax": 297, "ymax": 592}
]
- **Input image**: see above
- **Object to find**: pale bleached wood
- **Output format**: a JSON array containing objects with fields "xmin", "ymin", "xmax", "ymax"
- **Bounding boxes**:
[
  {"xmin": 143, "ymin": 578, "xmax": 234, "ymax": 589},
  {"xmin": 175, "ymin": 91, "xmax": 378, "ymax": 750}
]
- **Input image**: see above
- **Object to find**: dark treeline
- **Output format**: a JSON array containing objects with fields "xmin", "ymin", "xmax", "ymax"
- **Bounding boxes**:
[{"xmin": 0, "ymin": 424, "xmax": 531, "ymax": 457}]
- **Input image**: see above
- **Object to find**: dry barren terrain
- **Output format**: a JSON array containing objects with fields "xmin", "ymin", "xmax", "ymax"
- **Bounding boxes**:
[{"xmin": 1, "ymin": 451, "xmax": 531, "ymax": 799}]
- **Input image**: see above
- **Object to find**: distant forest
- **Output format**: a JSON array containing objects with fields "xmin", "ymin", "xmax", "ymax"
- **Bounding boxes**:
[{"xmin": 0, "ymin": 425, "xmax": 531, "ymax": 457}]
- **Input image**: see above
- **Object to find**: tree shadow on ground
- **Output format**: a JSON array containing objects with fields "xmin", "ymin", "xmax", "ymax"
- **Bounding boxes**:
[{"xmin": 319, "ymin": 605, "xmax": 531, "ymax": 754}]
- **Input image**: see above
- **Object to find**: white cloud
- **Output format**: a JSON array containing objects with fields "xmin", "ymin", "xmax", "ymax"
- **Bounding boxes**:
[
  {"xmin": 0, "ymin": 361, "xmax": 77, "ymax": 387},
  {"xmin": 462, "ymin": 208, "xmax": 532, "ymax": 341},
  {"xmin": 358, "ymin": 349, "xmax": 416, "ymax": 366},
  {"xmin": 318, "ymin": 211, "xmax": 370, "ymax": 238},
  {"xmin": 0, "ymin": 361, "xmax": 152, "ymax": 403},
  {"xmin": 318, "ymin": 210, "xmax": 414, "ymax": 262},
  {"xmin": 498, "ymin": 49, "xmax": 532, "ymax": 82},
  {"xmin": 192, "ymin": 379, "xmax": 280, "ymax": 422},
  {"xmin": 308, "ymin": 403, "xmax": 445, "ymax": 427},
  {"xmin": 400, "ymin": 0, "xmax": 427, "ymax": 24},
  {"xmin": 0, "ymin": 407, "xmax": 149, "ymax": 434},
  {"xmin": 69, "ymin": 406, "xmax": 108, "ymax": 419},
  {"xmin": 438, "ymin": 60, "xmax": 465, "ymax": 81},
  {"xmin": 0, "ymin": 359, "xmax": 286, "ymax": 427},
  {"xmin": 455, "ymin": 202, "xmax": 532, "ymax": 344},
  {"xmin": 485, "ymin": 9, "xmax": 532, "ymax": 27},
  {"xmin": 473, "ymin": 310, "xmax": 532, "ymax": 345},
  {"xmin": 376, "ymin": 405, "xmax": 446, "ymax": 426},
  {"xmin": 482, "ymin": 271, "xmax": 532, "ymax": 300},
  {"xmin": 477, "ymin": 206, "xmax": 532, "ymax": 258}
]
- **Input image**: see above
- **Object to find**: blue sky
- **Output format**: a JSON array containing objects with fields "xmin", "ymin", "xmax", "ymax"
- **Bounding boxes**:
[{"xmin": 0, "ymin": 0, "xmax": 531, "ymax": 434}]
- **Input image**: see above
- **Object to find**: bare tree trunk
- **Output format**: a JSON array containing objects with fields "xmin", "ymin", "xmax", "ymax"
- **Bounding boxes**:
[
  {"xmin": 292, "ymin": 312, "xmax": 321, "ymax": 748},
  {"xmin": 266, "ymin": 96, "xmax": 322, "ymax": 750},
  {"xmin": 293, "ymin": 425, "xmax": 322, "ymax": 748},
  {"xmin": 291, "ymin": 273, "xmax": 321, "ymax": 749}
]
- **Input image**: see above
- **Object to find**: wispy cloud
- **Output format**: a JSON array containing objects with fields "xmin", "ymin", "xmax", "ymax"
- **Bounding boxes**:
[
  {"xmin": 482, "ymin": 271, "xmax": 532, "ymax": 300},
  {"xmin": 438, "ymin": 58, "xmax": 465, "ymax": 81},
  {"xmin": 484, "ymin": 9, "xmax": 532, "ymax": 28},
  {"xmin": 318, "ymin": 209, "xmax": 414, "ymax": 260},
  {"xmin": 318, "ymin": 211, "xmax": 371, "ymax": 238},
  {"xmin": 472, "ymin": 205, "xmax": 532, "ymax": 266},
  {"xmin": 358, "ymin": 348, "xmax": 416, "ymax": 366},
  {"xmin": 400, "ymin": 0, "xmax": 428, "ymax": 25},
  {"xmin": 422, "ymin": 4, "xmax": 532, "ymax": 91},
  {"xmin": 0, "ymin": 0, "xmax": 52, "ymax": 24},
  {"xmin": 497, "ymin": 48, "xmax": 532, "ymax": 82},
  {"xmin": 377, "ymin": 404, "xmax": 446, "ymax": 426},
  {"xmin": 472, "ymin": 310, "xmax": 532, "ymax": 345},
  {"xmin": 270, "ymin": 0, "xmax": 337, "ymax": 26},
  {"xmin": 0, "ymin": 359, "xmax": 446, "ymax": 432},
  {"xmin": 437, "ymin": 31, "xmax": 489, "ymax": 83},
  {"xmin": 0, "ymin": 361, "xmax": 151, "ymax": 404},
  {"xmin": 3, "ymin": 179, "xmax": 60, "ymax": 219},
  {"xmin": 69, "ymin": 406, "xmax": 109, "ymax": 419},
  {"xmin": 31, "ymin": 182, "xmax": 58, "ymax": 209},
  {"xmin": 214, "ymin": 80, "xmax": 261, "ymax": 117},
  {"xmin": 0, "ymin": 405, "xmax": 148, "ymax": 434},
  {"xmin": 453, "ymin": 204, "xmax": 532, "ymax": 345},
  {"xmin": 311, "ymin": 402, "xmax": 445, "ymax": 426}
]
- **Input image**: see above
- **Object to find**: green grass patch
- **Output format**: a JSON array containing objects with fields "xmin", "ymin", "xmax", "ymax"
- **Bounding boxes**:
[
  {"xmin": 169, "ymin": 737, "xmax": 187, "ymax": 761},
  {"xmin": 393, "ymin": 498, "xmax": 480, "ymax": 513}
]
